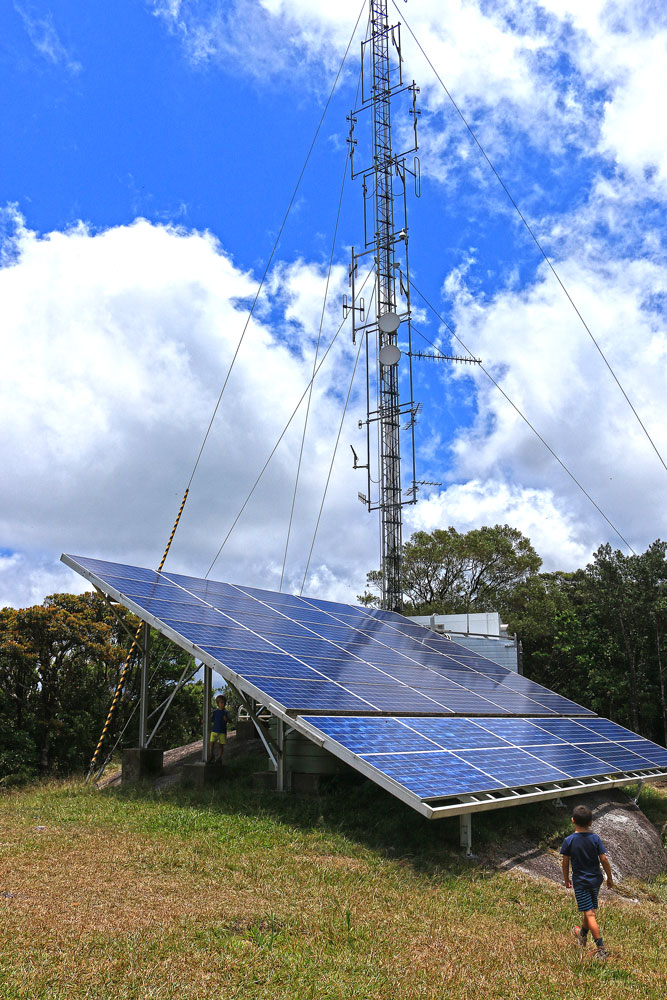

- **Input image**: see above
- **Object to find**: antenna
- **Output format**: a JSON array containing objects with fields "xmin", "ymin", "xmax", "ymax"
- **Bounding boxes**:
[{"xmin": 346, "ymin": 0, "xmax": 421, "ymax": 612}]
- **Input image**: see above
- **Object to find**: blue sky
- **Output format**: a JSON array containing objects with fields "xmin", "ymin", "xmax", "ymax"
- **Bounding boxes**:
[{"xmin": 1, "ymin": 0, "xmax": 667, "ymax": 608}]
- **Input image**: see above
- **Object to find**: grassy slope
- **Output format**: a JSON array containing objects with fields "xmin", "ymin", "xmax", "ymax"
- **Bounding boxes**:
[{"xmin": 1, "ymin": 758, "xmax": 666, "ymax": 1000}]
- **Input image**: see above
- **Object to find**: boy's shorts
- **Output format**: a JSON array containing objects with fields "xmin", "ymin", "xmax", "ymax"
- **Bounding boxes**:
[
  {"xmin": 209, "ymin": 732, "xmax": 227, "ymax": 744},
  {"xmin": 574, "ymin": 882, "xmax": 601, "ymax": 912}
]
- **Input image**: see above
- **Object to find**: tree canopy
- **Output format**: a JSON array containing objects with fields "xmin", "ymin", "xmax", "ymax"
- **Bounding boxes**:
[
  {"xmin": 0, "ymin": 592, "xmax": 205, "ymax": 785},
  {"xmin": 360, "ymin": 524, "xmax": 541, "ymax": 616}
]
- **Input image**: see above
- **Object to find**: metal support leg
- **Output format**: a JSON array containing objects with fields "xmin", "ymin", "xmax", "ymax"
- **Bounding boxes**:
[
  {"xmin": 228, "ymin": 685, "xmax": 280, "ymax": 766},
  {"xmin": 138, "ymin": 622, "xmax": 150, "ymax": 749},
  {"xmin": 202, "ymin": 664, "xmax": 212, "ymax": 763},
  {"xmin": 632, "ymin": 780, "xmax": 644, "ymax": 805},
  {"xmin": 460, "ymin": 813, "xmax": 474, "ymax": 858},
  {"xmin": 276, "ymin": 718, "xmax": 285, "ymax": 792}
]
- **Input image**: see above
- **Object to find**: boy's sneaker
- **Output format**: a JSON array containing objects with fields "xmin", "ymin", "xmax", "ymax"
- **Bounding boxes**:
[
  {"xmin": 572, "ymin": 926, "xmax": 587, "ymax": 947},
  {"xmin": 595, "ymin": 946, "xmax": 608, "ymax": 962}
]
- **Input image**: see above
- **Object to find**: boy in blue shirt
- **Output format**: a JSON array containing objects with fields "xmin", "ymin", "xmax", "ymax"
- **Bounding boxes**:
[
  {"xmin": 209, "ymin": 694, "xmax": 230, "ymax": 764},
  {"xmin": 560, "ymin": 803, "xmax": 614, "ymax": 961}
]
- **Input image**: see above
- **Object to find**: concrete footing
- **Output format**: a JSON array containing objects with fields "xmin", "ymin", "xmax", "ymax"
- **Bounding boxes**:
[
  {"xmin": 181, "ymin": 761, "xmax": 225, "ymax": 786},
  {"xmin": 290, "ymin": 772, "xmax": 324, "ymax": 795},
  {"xmin": 121, "ymin": 748, "xmax": 164, "ymax": 784},
  {"xmin": 252, "ymin": 770, "xmax": 277, "ymax": 791},
  {"xmin": 250, "ymin": 770, "xmax": 328, "ymax": 795},
  {"xmin": 235, "ymin": 720, "xmax": 259, "ymax": 740}
]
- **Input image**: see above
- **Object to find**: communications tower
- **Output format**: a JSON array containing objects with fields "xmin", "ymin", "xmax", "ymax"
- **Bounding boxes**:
[{"xmin": 346, "ymin": 0, "xmax": 422, "ymax": 612}]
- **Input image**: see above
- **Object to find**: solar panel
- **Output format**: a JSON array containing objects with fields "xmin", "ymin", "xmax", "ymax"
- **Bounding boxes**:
[
  {"xmin": 302, "ymin": 715, "xmax": 667, "ymax": 804},
  {"xmin": 64, "ymin": 553, "xmax": 595, "ymax": 719},
  {"xmin": 62, "ymin": 553, "xmax": 667, "ymax": 816}
]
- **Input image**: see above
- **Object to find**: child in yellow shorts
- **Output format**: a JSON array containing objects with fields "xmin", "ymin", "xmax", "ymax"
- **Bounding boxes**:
[{"xmin": 209, "ymin": 694, "xmax": 230, "ymax": 763}]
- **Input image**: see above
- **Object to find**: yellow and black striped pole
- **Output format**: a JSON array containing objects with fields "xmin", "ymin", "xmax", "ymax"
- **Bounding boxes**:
[{"xmin": 86, "ymin": 487, "xmax": 189, "ymax": 781}]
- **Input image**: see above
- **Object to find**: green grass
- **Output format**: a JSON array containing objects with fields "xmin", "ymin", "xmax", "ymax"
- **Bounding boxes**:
[{"xmin": 1, "ymin": 762, "xmax": 666, "ymax": 999}]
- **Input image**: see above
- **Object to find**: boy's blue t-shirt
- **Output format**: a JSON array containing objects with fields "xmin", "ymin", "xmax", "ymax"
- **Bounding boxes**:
[
  {"xmin": 212, "ymin": 708, "xmax": 230, "ymax": 734},
  {"xmin": 560, "ymin": 831, "xmax": 607, "ymax": 887}
]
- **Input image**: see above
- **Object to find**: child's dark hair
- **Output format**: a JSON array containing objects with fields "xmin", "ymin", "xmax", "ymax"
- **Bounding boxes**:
[
  {"xmin": 572, "ymin": 804, "xmax": 593, "ymax": 826},
  {"xmin": 216, "ymin": 694, "xmax": 226, "ymax": 704}
]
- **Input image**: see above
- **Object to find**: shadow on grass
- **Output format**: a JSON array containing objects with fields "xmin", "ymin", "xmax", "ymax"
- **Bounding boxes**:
[{"xmin": 107, "ymin": 749, "xmax": 575, "ymax": 880}]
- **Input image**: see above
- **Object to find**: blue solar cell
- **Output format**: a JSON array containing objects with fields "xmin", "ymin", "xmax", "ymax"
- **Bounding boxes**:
[
  {"xmin": 162, "ymin": 572, "xmax": 240, "ymax": 599},
  {"xmin": 248, "ymin": 677, "xmax": 374, "ymax": 712},
  {"xmin": 301, "ymin": 596, "xmax": 374, "ymax": 617},
  {"xmin": 581, "ymin": 742, "xmax": 654, "ymax": 771},
  {"xmin": 306, "ymin": 716, "xmax": 436, "ymax": 755},
  {"xmin": 359, "ymin": 751, "xmax": 504, "ymax": 799},
  {"xmin": 110, "ymin": 579, "xmax": 201, "ymax": 603},
  {"xmin": 458, "ymin": 747, "xmax": 569, "ymax": 786},
  {"xmin": 235, "ymin": 585, "xmax": 310, "ymax": 607},
  {"xmin": 202, "ymin": 596, "xmax": 276, "ymax": 615},
  {"xmin": 526, "ymin": 744, "xmax": 610, "ymax": 777},
  {"xmin": 305, "ymin": 624, "xmax": 358, "ymax": 642},
  {"xmin": 528, "ymin": 694, "xmax": 593, "ymax": 715},
  {"xmin": 136, "ymin": 600, "xmax": 231, "ymax": 627},
  {"xmin": 275, "ymin": 609, "xmax": 341, "ymax": 624},
  {"xmin": 576, "ymin": 719, "xmax": 642, "ymax": 741},
  {"xmin": 230, "ymin": 659, "xmax": 319, "ymax": 680},
  {"xmin": 68, "ymin": 556, "xmax": 161, "ymax": 584},
  {"xmin": 197, "ymin": 633, "xmax": 286, "ymax": 655},
  {"xmin": 429, "ymin": 689, "xmax": 510, "ymax": 715},
  {"xmin": 617, "ymin": 740, "xmax": 667, "ymax": 767},
  {"xmin": 472, "ymin": 719, "xmax": 566, "ymax": 746},
  {"xmin": 305, "ymin": 662, "xmax": 399, "ymax": 684},
  {"xmin": 213, "ymin": 649, "xmax": 303, "ymax": 674},
  {"xmin": 401, "ymin": 718, "xmax": 511, "ymax": 750},
  {"xmin": 530, "ymin": 719, "xmax": 605, "ymax": 742},
  {"xmin": 348, "ymin": 685, "xmax": 451, "ymax": 713},
  {"xmin": 221, "ymin": 613, "xmax": 299, "ymax": 632},
  {"xmin": 253, "ymin": 621, "xmax": 317, "ymax": 638},
  {"xmin": 474, "ymin": 691, "xmax": 554, "ymax": 715},
  {"xmin": 159, "ymin": 621, "xmax": 256, "ymax": 646},
  {"xmin": 349, "ymin": 644, "xmax": 425, "ymax": 663},
  {"xmin": 265, "ymin": 635, "xmax": 349, "ymax": 658}
]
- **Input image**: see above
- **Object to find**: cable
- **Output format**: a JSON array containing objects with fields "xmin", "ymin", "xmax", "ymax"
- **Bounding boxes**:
[
  {"xmin": 280, "ymin": 147, "xmax": 351, "ymax": 591},
  {"xmin": 408, "ymin": 277, "xmax": 636, "ymax": 554},
  {"xmin": 204, "ymin": 267, "xmax": 374, "ymax": 579},
  {"xmin": 184, "ymin": 0, "xmax": 367, "ymax": 494},
  {"xmin": 85, "ymin": 487, "xmax": 190, "ymax": 781},
  {"xmin": 94, "ymin": 659, "xmax": 201, "ymax": 783},
  {"xmin": 393, "ymin": 0, "xmax": 667, "ymax": 478},
  {"xmin": 300, "ymin": 333, "xmax": 365, "ymax": 594}
]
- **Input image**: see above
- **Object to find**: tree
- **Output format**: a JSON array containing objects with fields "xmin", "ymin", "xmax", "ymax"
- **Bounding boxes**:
[
  {"xmin": 0, "ymin": 592, "xmax": 206, "ymax": 781},
  {"xmin": 0, "ymin": 593, "xmax": 133, "ymax": 774},
  {"xmin": 360, "ymin": 524, "xmax": 541, "ymax": 615}
]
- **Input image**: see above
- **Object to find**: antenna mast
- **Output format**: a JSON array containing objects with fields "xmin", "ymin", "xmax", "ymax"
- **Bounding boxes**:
[{"xmin": 346, "ymin": 0, "xmax": 421, "ymax": 612}]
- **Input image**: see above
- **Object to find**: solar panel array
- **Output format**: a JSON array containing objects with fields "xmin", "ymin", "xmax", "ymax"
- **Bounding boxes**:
[
  {"xmin": 301, "ymin": 715, "xmax": 667, "ymax": 801},
  {"xmin": 63, "ymin": 554, "xmax": 667, "ymax": 809},
  {"xmin": 63, "ymin": 554, "xmax": 591, "ymax": 718}
]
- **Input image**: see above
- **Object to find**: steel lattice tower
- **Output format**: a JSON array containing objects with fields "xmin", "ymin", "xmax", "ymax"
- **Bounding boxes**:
[
  {"xmin": 372, "ymin": 0, "xmax": 402, "ymax": 613},
  {"xmin": 346, "ymin": 0, "xmax": 422, "ymax": 612}
]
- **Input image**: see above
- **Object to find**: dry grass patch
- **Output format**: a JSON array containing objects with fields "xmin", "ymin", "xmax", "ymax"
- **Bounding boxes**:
[{"xmin": 1, "ymin": 778, "xmax": 667, "ymax": 999}]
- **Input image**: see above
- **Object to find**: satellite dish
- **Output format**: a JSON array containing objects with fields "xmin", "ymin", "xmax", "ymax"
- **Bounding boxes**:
[
  {"xmin": 379, "ymin": 343, "xmax": 401, "ymax": 366},
  {"xmin": 378, "ymin": 311, "xmax": 400, "ymax": 333}
]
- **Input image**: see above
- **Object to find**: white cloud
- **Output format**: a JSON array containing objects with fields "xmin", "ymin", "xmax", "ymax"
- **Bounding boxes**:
[
  {"xmin": 0, "ymin": 211, "xmax": 375, "ymax": 608},
  {"xmin": 150, "ymin": 1, "xmax": 667, "ymax": 193},
  {"xmin": 437, "ymin": 245, "xmax": 667, "ymax": 557},
  {"xmin": 14, "ymin": 2, "xmax": 82, "ymax": 74},
  {"xmin": 409, "ymin": 480, "xmax": 590, "ymax": 571}
]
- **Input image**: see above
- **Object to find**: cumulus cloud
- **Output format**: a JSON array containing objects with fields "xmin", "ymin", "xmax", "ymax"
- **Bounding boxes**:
[
  {"xmin": 0, "ymin": 210, "xmax": 374, "ymax": 608},
  {"xmin": 408, "ymin": 480, "xmax": 590, "ymax": 571},
  {"xmin": 437, "ymin": 244, "xmax": 667, "ymax": 558},
  {"xmin": 150, "ymin": 1, "xmax": 667, "ymax": 193}
]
